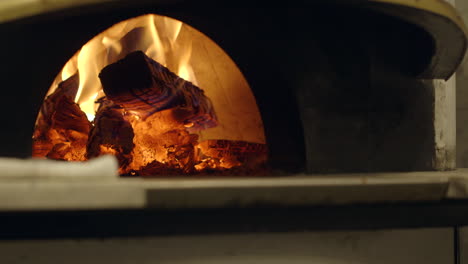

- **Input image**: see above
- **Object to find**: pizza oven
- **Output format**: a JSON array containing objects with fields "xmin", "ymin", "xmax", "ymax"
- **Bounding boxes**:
[
  {"xmin": 0, "ymin": 0, "xmax": 465, "ymax": 177},
  {"xmin": 0, "ymin": 0, "xmax": 467, "ymax": 228}
]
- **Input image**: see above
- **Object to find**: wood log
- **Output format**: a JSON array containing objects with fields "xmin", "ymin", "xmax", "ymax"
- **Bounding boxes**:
[
  {"xmin": 34, "ymin": 74, "xmax": 81, "ymax": 136},
  {"xmin": 32, "ymin": 74, "xmax": 90, "ymax": 160},
  {"xmin": 51, "ymin": 95, "xmax": 92, "ymax": 134},
  {"xmin": 98, "ymin": 50, "xmax": 217, "ymax": 132},
  {"xmin": 86, "ymin": 98, "xmax": 135, "ymax": 172},
  {"xmin": 41, "ymin": 74, "xmax": 80, "ymax": 121}
]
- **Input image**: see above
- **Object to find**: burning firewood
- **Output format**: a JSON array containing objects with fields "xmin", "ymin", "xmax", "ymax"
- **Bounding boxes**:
[
  {"xmin": 33, "ymin": 74, "xmax": 91, "ymax": 160},
  {"xmin": 122, "ymin": 108, "xmax": 198, "ymax": 174},
  {"xmin": 86, "ymin": 98, "xmax": 135, "ymax": 173},
  {"xmin": 95, "ymin": 51, "xmax": 268, "ymax": 176},
  {"xmin": 97, "ymin": 50, "xmax": 218, "ymax": 174},
  {"xmin": 98, "ymin": 50, "xmax": 217, "ymax": 132},
  {"xmin": 34, "ymin": 50, "xmax": 268, "ymax": 176}
]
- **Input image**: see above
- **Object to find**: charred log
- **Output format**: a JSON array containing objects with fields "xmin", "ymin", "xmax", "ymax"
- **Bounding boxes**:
[
  {"xmin": 98, "ymin": 50, "xmax": 217, "ymax": 132},
  {"xmin": 86, "ymin": 98, "xmax": 135, "ymax": 173},
  {"xmin": 42, "ymin": 74, "xmax": 80, "ymax": 119},
  {"xmin": 52, "ymin": 95, "xmax": 92, "ymax": 134},
  {"xmin": 32, "ymin": 74, "xmax": 90, "ymax": 160}
]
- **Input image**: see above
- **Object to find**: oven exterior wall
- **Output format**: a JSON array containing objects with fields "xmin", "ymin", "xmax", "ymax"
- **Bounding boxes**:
[
  {"xmin": 434, "ymin": 0, "xmax": 456, "ymax": 169},
  {"xmin": 0, "ymin": 228, "xmax": 454, "ymax": 264},
  {"xmin": 433, "ymin": 76, "xmax": 456, "ymax": 170},
  {"xmin": 457, "ymin": 0, "xmax": 468, "ymax": 168},
  {"xmin": 292, "ymin": 14, "xmax": 456, "ymax": 173}
]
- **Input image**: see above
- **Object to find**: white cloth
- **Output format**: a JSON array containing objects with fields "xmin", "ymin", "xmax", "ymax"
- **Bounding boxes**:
[{"xmin": 0, "ymin": 155, "xmax": 118, "ymax": 178}]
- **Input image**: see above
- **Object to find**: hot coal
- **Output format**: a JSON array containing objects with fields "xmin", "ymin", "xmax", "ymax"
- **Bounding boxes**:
[{"xmin": 195, "ymin": 140, "xmax": 268, "ymax": 173}]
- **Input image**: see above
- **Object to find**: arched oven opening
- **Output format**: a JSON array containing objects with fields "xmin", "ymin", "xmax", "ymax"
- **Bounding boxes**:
[{"xmin": 32, "ymin": 14, "xmax": 268, "ymax": 176}]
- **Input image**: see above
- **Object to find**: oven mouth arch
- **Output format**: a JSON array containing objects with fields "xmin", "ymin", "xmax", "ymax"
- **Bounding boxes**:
[{"xmin": 33, "ymin": 13, "xmax": 268, "ymax": 176}]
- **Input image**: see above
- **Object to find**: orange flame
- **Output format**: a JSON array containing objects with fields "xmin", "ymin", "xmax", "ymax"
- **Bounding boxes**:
[
  {"xmin": 44, "ymin": 13, "xmax": 266, "ymax": 148},
  {"xmin": 48, "ymin": 14, "xmax": 199, "ymax": 122},
  {"xmin": 37, "ymin": 13, "xmax": 269, "ymax": 175}
]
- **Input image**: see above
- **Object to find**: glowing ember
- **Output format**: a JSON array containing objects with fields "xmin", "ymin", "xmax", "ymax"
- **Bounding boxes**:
[{"xmin": 33, "ymin": 14, "xmax": 267, "ymax": 176}]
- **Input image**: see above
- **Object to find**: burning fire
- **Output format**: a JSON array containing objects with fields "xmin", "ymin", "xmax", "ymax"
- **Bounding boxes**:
[
  {"xmin": 49, "ymin": 15, "xmax": 197, "ymax": 121},
  {"xmin": 33, "ymin": 14, "xmax": 267, "ymax": 176}
]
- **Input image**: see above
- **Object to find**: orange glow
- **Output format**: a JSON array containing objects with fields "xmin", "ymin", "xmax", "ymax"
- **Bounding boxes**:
[{"xmin": 34, "ymin": 14, "xmax": 267, "ymax": 176}]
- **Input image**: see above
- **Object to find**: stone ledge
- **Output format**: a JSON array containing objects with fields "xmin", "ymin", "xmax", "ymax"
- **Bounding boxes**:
[{"xmin": 2, "ymin": 169, "xmax": 468, "ymax": 211}]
